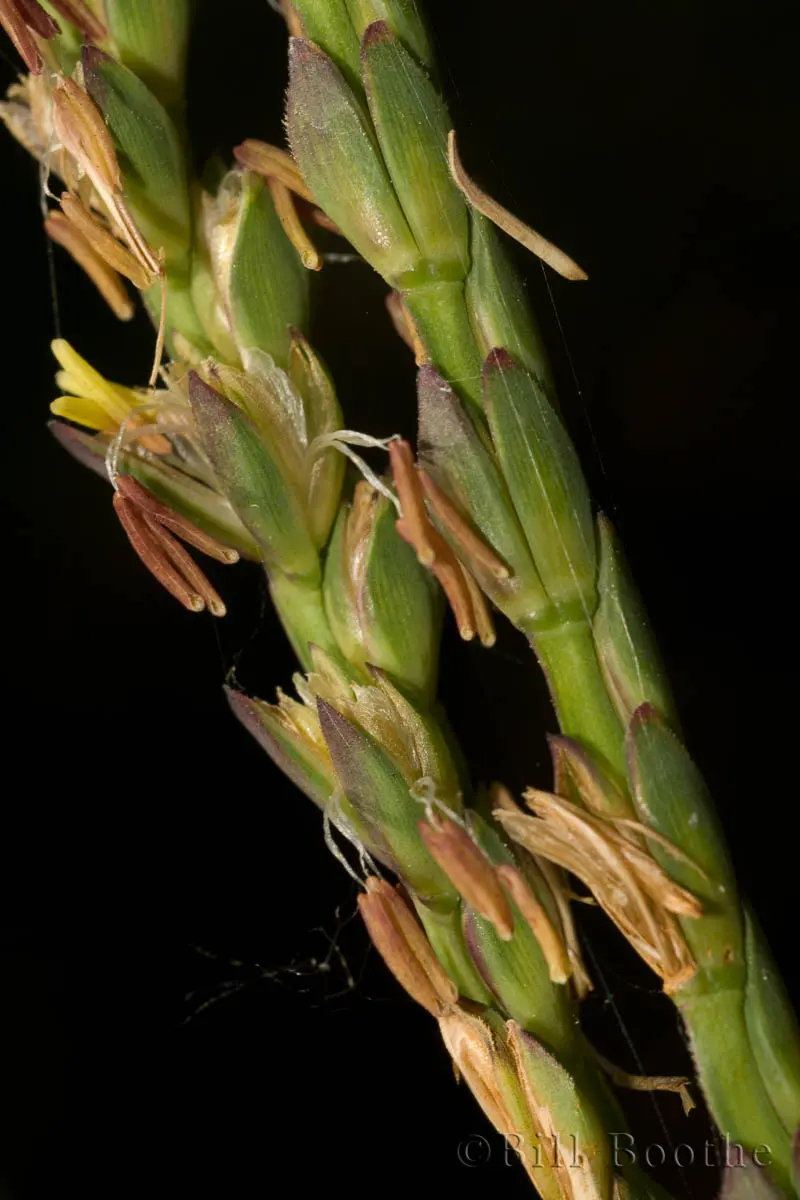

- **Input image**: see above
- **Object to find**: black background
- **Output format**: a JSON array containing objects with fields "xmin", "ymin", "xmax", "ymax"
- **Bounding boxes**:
[{"xmin": 1, "ymin": 1, "xmax": 798, "ymax": 1197}]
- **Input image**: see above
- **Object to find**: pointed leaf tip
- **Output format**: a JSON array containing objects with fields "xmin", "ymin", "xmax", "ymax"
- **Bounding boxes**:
[
  {"xmin": 224, "ymin": 686, "xmax": 273, "ymax": 748},
  {"xmin": 187, "ymin": 369, "xmax": 225, "ymax": 415},
  {"xmin": 361, "ymin": 19, "xmax": 393, "ymax": 50},
  {"xmin": 316, "ymin": 696, "xmax": 354, "ymax": 746},
  {"xmin": 628, "ymin": 701, "xmax": 661, "ymax": 732},
  {"xmin": 288, "ymin": 35, "xmax": 324, "ymax": 73},
  {"xmin": 80, "ymin": 44, "xmax": 111, "ymax": 98},
  {"xmin": 483, "ymin": 346, "xmax": 516, "ymax": 375}
]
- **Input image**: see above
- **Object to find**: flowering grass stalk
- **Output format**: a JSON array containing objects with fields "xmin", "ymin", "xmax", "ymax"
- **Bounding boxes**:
[
  {"xmin": 283, "ymin": 0, "xmax": 800, "ymax": 1192},
  {"xmin": 0, "ymin": 3, "xmax": 693, "ymax": 1197}
]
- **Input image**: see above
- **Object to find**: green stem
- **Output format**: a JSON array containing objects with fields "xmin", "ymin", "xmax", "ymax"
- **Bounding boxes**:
[
  {"xmin": 403, "ymin": 280, "xmax": 484, "ymax": 416},
  {"xmin": 268, "ymin": 570, "xmax": 349, "ymax": 675},
  {"xmin": 743, "ymin": 908, "xmax": 800, "ymax": 1138},
  {"xmin": 679, "ymin": 987, "xmax": 794, "ymax": 1194},
  {"xmin": 521, "ymin": 616, "xmax": 628, "ymax": 790}
]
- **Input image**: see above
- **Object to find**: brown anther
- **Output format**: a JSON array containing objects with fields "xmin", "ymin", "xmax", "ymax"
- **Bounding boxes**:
[
  {"xmin": 388, "ymin": 439, "xmax": 436, "ymax": 565},
  {"xmin": 113, "ymin": 476, "xmax": 237, "ymax": 616},
  {"xmin": 422, "ymin": 543, "xmax": 477, "ymax": 640},
  {"xmin": 495, "ymin": 863, "xmax": 570, "ymax": 984},
  {"xmin": 458, "ymin": 560, "xmax": 496, "ymax": 647},
  {"xmin": 59, "ymin": 192, "xmax": 152, "ymax": 289},
  {"xmin": 52, "ymin": 76, "xmax": 120, "ymax": 196},
  {"xmin": 417, "ymin": 469, "xmax": 510, "ymax": 580},
  {"xmin": 113, "ymin": 493, "xmax": 205, "ymax": 613},
  {"xmin": 390, "ymin": 439, "xmax": 495, "ymax": 645},
  {"xmin": 45, "ymin": 210, "xmax": 134, "ymax": 321},
  {"xmin": 385, "ymin": 291, "xmax": 428, "ymax": 366},
  {"xmin": 233, "ymin": 139, "xmax": 314, "ymax": 202},
  {"xmin": 266, "ymin": 176, "xmax": 322, "ymax": 271},
  {"xmin": 0, "ymin": 0, "xmax": 56, "ymax": 74},
  {"xmin": 141, "ymin": 516, "xmax": 227, "ymax": 617},
  {"xmin": 114, "ymin": 477, "xmax": 240, "ymax": 565},
  {"xmin": 419, "ymin": 817, "xmax": 514, "ymax": 941},
  {"xmin": 48, "ymin": 0, "xmax": 105, "ymax": 41},
  {"xmin": 447, "ymin": 130, "xmax": 589, "ymax": 282},
  {"xmin": 358, "ymin": 877, "xmax": 458, "ymax": 1016}
]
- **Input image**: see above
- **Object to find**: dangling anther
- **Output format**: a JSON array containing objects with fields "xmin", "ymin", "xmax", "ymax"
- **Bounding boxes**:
[
  {"xmin": 113, "ymin": 475, "xmax": 236, "ymax": 615},
  {"xmin": 0, "ymin": 0, "xmax": 63, "ymax": 74},
  {"xmin": 448, "ymin": 130, "xmax": 588, "ymax": 282},
  {"xmin": 234, "ymin": 139, "xmax": 326, "ymax": 270},
  {"xmin": 389, "ymin": 439, "xmax": 497, "ymax": 646}
]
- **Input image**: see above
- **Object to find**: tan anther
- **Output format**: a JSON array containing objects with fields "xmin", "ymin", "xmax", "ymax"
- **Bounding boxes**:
[
  {"xmin": 495, "ymin": 789, "xmax": 699, "ymax": 989},
  {"xmin": 59, "ymin": 192, "xmax": 153, "ymax": 288},
  {"xmin": 458, "ymin": 560, "xmax": 496, "ymax": 647},
  {"xmin": 233, "ymin": 139, "xmax": 314, "ymax": 202},
  {"xmin": 439, "ymin": 1009, "xmax": 514, "ymax": 1136},
  {"xmin": 358, "ymin": 877, "xmax": 458, "ymax": 1016},
  {"xmin": 390, "ymin": 439, "xmax": 496, "ymax": 644},
  {"xmin": 496, "ymin": 863, "xmax": 571, "ymax": 983},
  {"xmin": 45, "ymin": 210, "xmax": 134, "ymax": 321},
  {"xmin": 448, "ymin": 130, "xmax": 588, "ymax": 282},
  {"xmin": 418, "ymin": 469, "xmax": 510, "ymax": 581},
  {"xmin": 419, "ymin": 817, "xmax": 514, "ymax": 940},
  {"xmin": 596, "ymin": 1053, "xmax": 695, "ymax": 1116},
  {"xmin": 281, "ymin": 1, "xmax": 304, "ymax": 38},
  {"xmin": 267, "ymin": 176, "xmax": 322, "ymax": 270},
  {"xmin": 52, "ymin": 76, "xmax": 119, "ymax": 196},
  {"xmin": 388, "ymin": 439, "xmax": 436, "ymax": 565},
  {"xmin": 51, "ymin": 76, "xmax": 165, "ymax": 384}
]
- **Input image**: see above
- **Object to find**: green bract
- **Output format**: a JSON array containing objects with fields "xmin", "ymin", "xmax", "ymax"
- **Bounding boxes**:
[
  {"xmin": 188, "ymin": 372, "xmax": 320, "ymax": 582},
  {"xmin": 228, "ymin": 173, "xmax": 310, "ymax": 369},
  {"xmin": 105, "ymin": 0, "xmax": 191, "ymax": 114},
  {"xmin": 287, "ymin": 37, "xmax": 421, "ymax": 283},
  {"xmin": 362, "ymin": 22, "xmax": 467, "ymax": 278},
  {"xmin": 323, "ymin": 490, "xmax": 441, "ymax": 698},
  {"xmin": 482, "ymin": 347, "xmax": 596, "ymax": 616},
  {"xmin": 83, "ymin": 47, "xmax": 191, "ymax": 269},
  {"xmin": 593, "ymin": 515, "xmax": 679, "ymax": 728}
]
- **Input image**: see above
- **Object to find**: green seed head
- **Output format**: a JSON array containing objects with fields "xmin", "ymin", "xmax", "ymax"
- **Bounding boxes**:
[
  {"xmin": 482, "ymin": 348, "xmax": 596, "ymax": 618},
  {"xmin": 188, "ymin": 371, "xmax": 320, "ymax": 581},
  {"xmin": 417, "ymin": 364, "xmax": 549, "ymax": 624},
  {"xmin": 593, "ymin": 514, "xmax": 679, "ymax": 728},
  {"xmin": 287, "ymin": 36, "xmax": 422, "ymax": 286},
  {"xmin": 323, "ymin": 481, "xmax": 442, "ymax": 698},
  {"xmin": 361, "ymin": 21, "xmax": 468, "ymax": 281}
]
